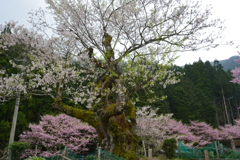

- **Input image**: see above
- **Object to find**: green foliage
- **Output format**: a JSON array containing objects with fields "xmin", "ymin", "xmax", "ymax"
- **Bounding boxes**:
[
  {"xmin": 16, "ymin": 111, "xmax": 29, "ymax": 137},
  {"xmin": 162, "ymin": 138, "xmax": 177, "ymax": 159},
  {"xmin": 165, "ymin": 59, "xmax": 240, "ymax": 127},
  {"xmin": 192, "ymin": 142, "xmax": 199, "ymax": 147},
  {"xmin": 19, "ymin": 96, "xmax": 56, "ymax": 123},
  {"xmin": 25, "ymin": 157, "xmax": 46, "ymax": 160},
  {"xmin": 8, "ymin": 141, "xmax": 30, "ymax": 160},
  {"xmin": 0, "ymin": 120, "xmax": 10, "ymax": 150},
  {"xmin": 86, "ymin": 156, "xmax": 95, "ymax": 160},
  {"xmin": 167, "ymin": 77, "xmax": 215, "ymax": 124},
  {"xmin": 0, "ymin": 95, "xmax": 56, "ymax": 151},
  {"xmin": 121, "ymin": 150, "xmax": 137, "ymax": 160}
]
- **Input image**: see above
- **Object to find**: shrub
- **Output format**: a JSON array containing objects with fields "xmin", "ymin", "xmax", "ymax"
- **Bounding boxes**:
[
  {"xmin": 192, "ymin": 142, "xmax": 199, "ymax": 147},
  {"xmin": 20, "ymin": 114, "xmax": 97, "ymax": 158},
  {"xmin": 8, "ymin": 141, "xmax": 30, "ymax": 160},
  {"xmin": 24, "ymin": 157, "xmax": 46, "ymax": 160},
  {"xmin": 162, "ymin": 138, "xmax": 177, "ymax": 158}
]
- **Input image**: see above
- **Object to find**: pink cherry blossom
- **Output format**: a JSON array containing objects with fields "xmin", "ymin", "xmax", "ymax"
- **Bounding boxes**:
[{"xmin": 19, "ymin": 114, "xmax": 97, "ymax": 158}]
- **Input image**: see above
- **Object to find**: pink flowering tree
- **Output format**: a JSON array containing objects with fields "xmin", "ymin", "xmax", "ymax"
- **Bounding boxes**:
[
  {"xmin": 188, "ymin": 120, "xmax": 240, "ymax": 147},
  {"xmin": 219, "ymin": 120, "xmax": 240, "ymax": 140},
  {"xmin": 136, "ymin": 107, "xmax": 237, "ymax": 149},
  {"xmin": 136, "ymin": 106, "xmax": 199, "ymax": 152},
  {"xmin": 136, "ymin": 107, "xmax": 240, "ymax": 151},
  {"xmin": 0, "ymin": 0, "xmax": 225, "ymax": 158},
  {"xmin": 188, "ymin": 121, "xmax": 222, "ymax": 147},
  {"xmin": 19, "ymin": 114, "xmax": 97, "ymax": 158},
  {"xmin": 230, "ymin": 52, "xmax": 240, "ymax": 84},
  {"xmin": 165, "ymin": 119, "xmax": 199, "ymax": 146}
]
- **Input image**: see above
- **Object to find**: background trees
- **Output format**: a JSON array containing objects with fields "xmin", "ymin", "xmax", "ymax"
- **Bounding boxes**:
[
  {"xmin": 167, "ymin": 77, "xmax": 215, "ymax": 124},
  {"xmin": 164, "ymin": 59, "xmax": 240, "ymax": 127}
]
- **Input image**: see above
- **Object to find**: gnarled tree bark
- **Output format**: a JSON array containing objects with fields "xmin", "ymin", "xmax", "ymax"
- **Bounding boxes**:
[{"xmin": 53, "ymin": 96, "xmax": 138, "ymax": 160}]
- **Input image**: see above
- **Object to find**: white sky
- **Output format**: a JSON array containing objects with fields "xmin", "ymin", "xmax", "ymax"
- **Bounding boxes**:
[
  {"xmin": 175, "ymin": 0, "xmax": 240, "ymax": 66},
  {"xmin": 0, "ymin": 0, "xmax": 239, "ymax": 66}
]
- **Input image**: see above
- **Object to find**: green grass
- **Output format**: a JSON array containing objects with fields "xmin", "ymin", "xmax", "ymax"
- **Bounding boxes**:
[{"xmin": 138, "ymin": 154, "xmax": 188, "ymax": 160}]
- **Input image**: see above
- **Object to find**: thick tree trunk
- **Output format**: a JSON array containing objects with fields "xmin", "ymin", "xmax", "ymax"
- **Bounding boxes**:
[
  {"xmin": 101, "ymin": 103, "xmax": 138, "ymax": 160},
  {"xmin": 53, "ymin": 98, "xmax": 139, "ymax": 160},
  {"xmin": 53, "ymin": 32, "xmax": 139, "ymax": 158}
]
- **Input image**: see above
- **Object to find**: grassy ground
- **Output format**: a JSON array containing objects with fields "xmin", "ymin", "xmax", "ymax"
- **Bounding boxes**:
[{"xmin": 139, "ymin": 154, "xmax": 187, "ymax": 160}]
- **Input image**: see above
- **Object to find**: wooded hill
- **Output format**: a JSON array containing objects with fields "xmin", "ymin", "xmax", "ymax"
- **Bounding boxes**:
[
  {"xmin": 164, "ymin": 58, "xmax": 240, "ymax": 127},
  {"xmin": 211, "ymin": 55, "xmax": 240, "ymax": 71}
]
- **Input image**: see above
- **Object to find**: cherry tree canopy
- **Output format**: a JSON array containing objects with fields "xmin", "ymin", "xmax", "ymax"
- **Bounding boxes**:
[
  {"xmin": 19, "ymin": 114, "xmax": 97, "ymax": 158},
  {"xmin": 231, "ymin": 52, "xmax": 240, "ymax": 84},
  {"xmin": 136, "ymin": 107, "xmax": 240, "ymax": 150}
]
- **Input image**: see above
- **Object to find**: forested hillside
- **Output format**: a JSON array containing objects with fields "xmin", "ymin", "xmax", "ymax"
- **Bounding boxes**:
[
  {"xmin": 132, "ymin": 57, "xmax": 240, "ymax": 129},
  {"xmin": 164, "ymin": 59, "xmax": 240, "ymax": 127},
  {"xmin": 211, "ymin": 55, "xmax": 240, "ymax": 71}
]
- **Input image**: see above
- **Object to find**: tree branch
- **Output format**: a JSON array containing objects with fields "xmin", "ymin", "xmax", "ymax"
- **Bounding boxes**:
[{"xmin": 53, "ymin": 97, "xmax": 98, "ymax": 128}]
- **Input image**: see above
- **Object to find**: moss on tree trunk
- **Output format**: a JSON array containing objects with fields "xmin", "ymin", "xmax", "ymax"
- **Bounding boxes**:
[{"xmin": 53, "ymin": 98, "xmax": 139, "ymax": 160}]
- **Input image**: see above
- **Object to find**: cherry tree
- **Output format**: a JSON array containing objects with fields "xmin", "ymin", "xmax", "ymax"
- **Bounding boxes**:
[
  {"xmin": 186, "ymin": 120, "xmax": 240, "ymax": 147},
  {"xmin": 19, "ymin": 114, "xmax": 97, "ymax": 159},
  {"xmin": 135, "ymin": 106, "xmax": 199, "ymax": 153},
  {"xmin": 230, "ymin": 52, "xmax": 240, "ymax": 84},
  {"xmin": 188, "ymin": 121, "xmax": 222, "ymax": 147},
  {"xmin": 165, "ymin": 119, "xmax": 199, "ymax": 145},
  {"xmin": 135, "ymin": 106, "xmax": 173, "ymax": 152},
  {"xmin": 0, "ymin": 0, "xmax": 225, "ymax": 158},
  {"xmin": 136, "ymin": 108, "xmax": 240, "ymax": 150},
  {"xmin": 219, "ymin": 120, "xmax": 240, "ymax": 140}
]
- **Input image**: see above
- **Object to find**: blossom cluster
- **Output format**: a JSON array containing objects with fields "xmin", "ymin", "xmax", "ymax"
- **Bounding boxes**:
[
  {"xmin": 0, "ymin": 22, "xmax": 105, "ymax": 108},
  {"xmin": 231, "ymin": 53, "xmax": 240, "ymax": 84},
  {"xmin": 19, "ymin": 114, "xmax": 97, "ymax": 158},
  {"xmin": 136, "ymin": 106, "xmax": 240, "ymax": 150}
]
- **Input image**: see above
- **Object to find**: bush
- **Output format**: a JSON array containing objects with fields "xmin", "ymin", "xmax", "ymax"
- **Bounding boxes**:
[
  {"xmin": 162, "ymin": 138, "xmax": 177, "ymax": 158},
  {"xmin": 20, "ymin": 114, "xmax": 97, "ymax": 158},
  {"xmin": 25, "ymin": 157, "xmax": 46, "ymax": 160},
  {"xmin": 192, "ymin": 142, "xmax": 199, "ymax": 147},
  {"xmin": 8, "ymin": 141, "xmax": 30, "ymax": 160}
]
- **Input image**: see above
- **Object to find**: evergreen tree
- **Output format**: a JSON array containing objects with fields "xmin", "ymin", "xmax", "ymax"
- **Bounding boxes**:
[
  {"xmin": 167, "ymin": 77, "xmax": 214, "ymax": 124},
  {"xmin": 166, "ymin": 59, "xmax": 240, "ymax": 126}
]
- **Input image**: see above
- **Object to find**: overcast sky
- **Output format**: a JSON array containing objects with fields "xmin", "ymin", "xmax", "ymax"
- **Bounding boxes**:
[
  {"xmin": 174, "ymin": 0, "xmax": 240, "ymax": 66},
  {"xmin": 0, "ymin": 0, "xmax": 239, "ymax": 66}
]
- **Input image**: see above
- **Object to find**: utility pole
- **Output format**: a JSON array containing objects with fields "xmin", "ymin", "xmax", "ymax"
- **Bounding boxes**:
[
  {"xmin": 9, "ymin": 88, "xmax": 21, "ymax": 145},
  {"xmin": 7, "ymin": 88, "xmax": 21, "ymax": 160},
  {"xmin": 8, "ymin": 58, "xmax": 25, "ymax": 159},
  {"xmin": 8, "ymin": 58, "xmax": 27, "ymax": 145}
]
